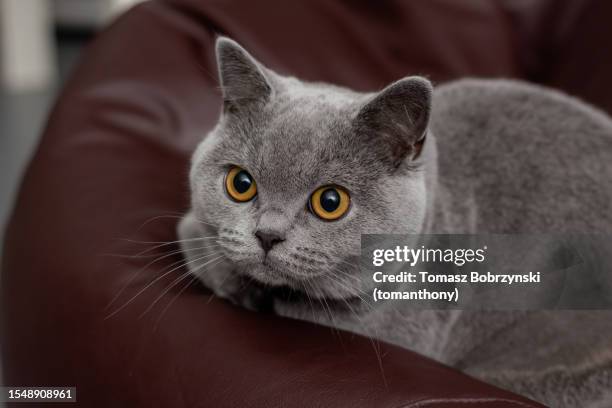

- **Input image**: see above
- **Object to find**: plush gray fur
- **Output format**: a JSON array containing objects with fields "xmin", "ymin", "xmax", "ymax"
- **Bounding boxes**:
[{"xmin": 178, "ymin": 37, "xmax": 612, "ymax": 407}]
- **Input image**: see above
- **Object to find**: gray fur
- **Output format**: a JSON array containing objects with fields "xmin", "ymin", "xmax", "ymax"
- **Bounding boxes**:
[{"xmin": 179, "ymin": 38, "xmax": 612, "ymax": 407}]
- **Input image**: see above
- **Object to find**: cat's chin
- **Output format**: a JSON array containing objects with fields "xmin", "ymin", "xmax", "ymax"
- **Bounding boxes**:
[
  {"xmin": 236, "ymin": 263, "xmax": 367, "ymax": 313},
  {"xmin": 243, "ymin": 260, "xmax": 321, "ymax": 287},
  {"xmin": 225, "ymin": 252, "xmax": 365, "ymax": 307}
]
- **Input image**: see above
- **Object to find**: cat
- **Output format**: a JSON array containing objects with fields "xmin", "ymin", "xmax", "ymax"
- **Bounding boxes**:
[{"xmin": 178, "ymin": 37, "xmax": 612, "ymax": 407}]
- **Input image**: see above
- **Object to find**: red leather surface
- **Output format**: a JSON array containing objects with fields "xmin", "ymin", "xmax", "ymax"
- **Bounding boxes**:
[{"xmin": 6, "ymin": 0, "xmax": 608, "ymax": 406}]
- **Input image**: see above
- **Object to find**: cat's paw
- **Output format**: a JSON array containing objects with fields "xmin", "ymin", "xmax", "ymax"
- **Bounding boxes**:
[{"xmin": 225, "ymin": 279, "xmax": 274, "ymax": 313}]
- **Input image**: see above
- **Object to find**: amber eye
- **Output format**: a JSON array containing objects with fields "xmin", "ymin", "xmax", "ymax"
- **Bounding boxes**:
[
  {"xmin": 309, "ymin": 186, "xmax": 350, "ymax": 221},
  {"xmin": 225, "ymin": 166, "xmax": 257, "ymax": 202}
]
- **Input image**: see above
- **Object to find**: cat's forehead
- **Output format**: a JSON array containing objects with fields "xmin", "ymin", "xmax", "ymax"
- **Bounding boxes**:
[
  {"xmin": 251, "ymin": 101, "xmax": 354, "ymax": 188},
  {"xmin": 217, "ymin": 81, "xmax": 376, "ymax": 191},
  {"xmin": 265, "ymin": 97, "xmax": 350, "ymax": 143}
]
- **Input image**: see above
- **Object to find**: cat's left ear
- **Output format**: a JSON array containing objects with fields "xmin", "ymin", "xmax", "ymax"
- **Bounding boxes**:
[
  {"xmin": 354, "ymin": 76, "xmax": 432, "ymax": 167},
  {"xmin": 215, "ymin": 37, "xmax": 273, "ymax": 113}
]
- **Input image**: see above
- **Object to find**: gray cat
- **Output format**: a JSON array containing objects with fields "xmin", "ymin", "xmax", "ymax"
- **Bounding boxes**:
[{"xmin": 178, "ymin": 37, "xmax": 612, "ymax": 407}]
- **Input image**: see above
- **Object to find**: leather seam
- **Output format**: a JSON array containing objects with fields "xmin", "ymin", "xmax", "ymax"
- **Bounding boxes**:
[{"xmin": 398, "ymin": 397, "xmax": 541, "ymax": 408}]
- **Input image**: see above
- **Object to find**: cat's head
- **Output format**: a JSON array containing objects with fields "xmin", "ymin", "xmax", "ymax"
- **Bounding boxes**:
[{"xmin": 189, "ymin": 37, "xmax": 431, "ymax": 302}]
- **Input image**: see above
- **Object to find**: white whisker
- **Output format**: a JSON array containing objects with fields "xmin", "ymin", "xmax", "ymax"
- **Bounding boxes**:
[
  {"xmin": 104, "ymin": 243, "xmax": 221, "ymax": 309},
  {"xmin": 121, "ymin": 237, "xmax": 219, "ymax": 257},
  {"xmin": 140, "ymin": 255, "xmax": 225, "ymax": 318},
  {"xmin": 104, "ymin": 251, "xmax": 221, "ymax": 319}
]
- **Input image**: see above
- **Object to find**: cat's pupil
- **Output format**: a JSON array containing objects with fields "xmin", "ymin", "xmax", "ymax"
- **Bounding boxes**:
[
  {"xmin": 320, "ymin": 188, "xmax": 340, "ymax": 212},
  {"xmin": 233, "ymin": 170, "xmax": 252, "ymax": 193}
]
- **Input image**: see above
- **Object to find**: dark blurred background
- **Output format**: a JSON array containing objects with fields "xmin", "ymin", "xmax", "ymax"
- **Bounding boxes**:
[
  {"xmin": 0, "ymin": 0, "xmax": 144, "ymax": 248},
  {"xmin": 0, "ymin": 0, "xmax": 144, "ymax": 397}
]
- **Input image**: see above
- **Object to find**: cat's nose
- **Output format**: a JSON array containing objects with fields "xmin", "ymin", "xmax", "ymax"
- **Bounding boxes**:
[{"xmin": 255, "ymin": 230, "xmax": 285, "ymax": 253}]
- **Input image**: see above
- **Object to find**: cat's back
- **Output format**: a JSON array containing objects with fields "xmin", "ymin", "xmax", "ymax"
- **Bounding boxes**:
[{"xmin": 430, "ymin": 79, "xmax": 612, "ymax": 233}]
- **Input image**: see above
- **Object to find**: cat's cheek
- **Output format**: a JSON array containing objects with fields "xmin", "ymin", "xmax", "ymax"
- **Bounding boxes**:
[{"xmin": 386, "ymin": 179, "xmax": 426, "ymax": 234}]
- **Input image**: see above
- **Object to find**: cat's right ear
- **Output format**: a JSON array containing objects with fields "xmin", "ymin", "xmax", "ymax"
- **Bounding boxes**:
[
  {"xmin": 354, "ymin": 76, "xmax": 432, "ymax": 167},
  {"xmin": 215, "ymin": 37, "xmax": 273, "ymax": 113}
]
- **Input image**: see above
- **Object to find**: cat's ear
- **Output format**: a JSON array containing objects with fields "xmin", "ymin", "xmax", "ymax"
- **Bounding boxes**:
[
  {"xmin": 215, "ymin": 37, "xmax": 273, "ymax": 113},
  {"xmin": 354, "ymin": 76, "xmax": 432, "ymax": 167}
]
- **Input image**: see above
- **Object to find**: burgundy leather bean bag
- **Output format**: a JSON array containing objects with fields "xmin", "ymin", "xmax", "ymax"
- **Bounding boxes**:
[{"xmin": 4, "ymin": 0, "xmax": 611, "ymax": 406}]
